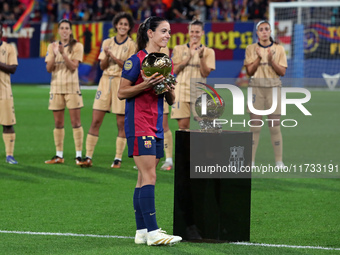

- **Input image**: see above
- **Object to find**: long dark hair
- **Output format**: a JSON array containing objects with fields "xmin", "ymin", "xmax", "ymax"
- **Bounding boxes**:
[
  {"xmin": 58, "ymin": 19, "xmax": 77, "ymax": 53},
  {"xmin": 256, "ymin": 20, "xmax": 278, "ymax": 44},
  {"xmin": 136, "ymin": 16, "xmax": 168, "ymax": 52},
  {"xmin": 113, "ymin": 12, "xmax": 135, "ymax": 36}
]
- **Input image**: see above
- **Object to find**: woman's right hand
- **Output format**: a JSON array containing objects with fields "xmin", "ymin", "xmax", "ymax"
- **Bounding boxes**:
[
  {"xmin": 104, "ymin": 46, "xmax": 110, "ymax": 58},
  {"xmin": 255, "ymin": 47, "xmax": 262, "ymax": 59},
  {"xmin": 190, "ymin": 42, "xmax": 200, "ymax": 57},
  {"xmin": 141, "ymin": 70, "xmax": 165, "ymax": 88},
  {"xmin": 52, "ymin": 42, "xmax": 59, "ymax": 56}
]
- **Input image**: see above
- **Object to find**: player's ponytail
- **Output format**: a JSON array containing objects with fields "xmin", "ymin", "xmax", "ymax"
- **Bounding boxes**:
[
  {"xmin": 137, "ymin": 20, "xmax": 149, "ymax": 52},
  {"xmin": 137, "ymin": 16, "xmax": 168, "ymax": 52},
  {"xmin": 68, "ymin": 33, "xmax": 77, "ymax": 53},
  {"xmin": 269, "ymin": 36, "xmax": 278, "ymax": 44}
]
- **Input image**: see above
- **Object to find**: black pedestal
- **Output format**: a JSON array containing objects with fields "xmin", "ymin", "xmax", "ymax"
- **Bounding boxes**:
[{"xmin": 173, "ymin": 130, "xmax": 252, "ymax": 242}]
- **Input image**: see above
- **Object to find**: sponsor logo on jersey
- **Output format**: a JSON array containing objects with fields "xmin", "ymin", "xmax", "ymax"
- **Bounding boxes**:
[{"xmin": 124, "ymin": 60, "xmax": 133, "ymax": 70}]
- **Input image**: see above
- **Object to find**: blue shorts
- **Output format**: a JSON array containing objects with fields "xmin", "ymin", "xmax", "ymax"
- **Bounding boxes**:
[{"xmin": 127, "ymin": 136, "xmax": 164, "ymax": 159}]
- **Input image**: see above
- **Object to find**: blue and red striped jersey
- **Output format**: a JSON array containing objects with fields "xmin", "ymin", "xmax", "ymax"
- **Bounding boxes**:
[{"xmin": 122, "ymin": 49, "xmax": 165, "ymax": 139}]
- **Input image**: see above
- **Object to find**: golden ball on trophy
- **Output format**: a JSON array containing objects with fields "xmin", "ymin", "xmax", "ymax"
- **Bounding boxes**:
[{"xmin": 142, "ymin": 52, "xmax": 176, "ymax": 94}]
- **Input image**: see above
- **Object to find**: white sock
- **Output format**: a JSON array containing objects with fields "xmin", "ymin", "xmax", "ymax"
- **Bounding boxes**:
[
  {"xmin": 165, "ymin": 158, "xmax": 173, "ymax": 165},
  {"xmin": 76, "ymin": 151, "xmax": 82, "ymax": 158},
  {"xmin": 148, "ymin": 229, "xmax": 159, "ymax": 236},
  {"xmin": 276, "ymin": 161, "xmax": 284, "ymax": 167},
  {"xmin": 86, "ymin": 155, "xmax": 92, "ymax": 159},
  {"xmin": 114, "ymin": 157, "xmax": 122, "ymax": 161},
  {"xmin": 56, "ymin": 151, "xmax": 63, "ymax": 158},
  {"xmin": 137, "ymin": 228, "xmax": 147, "ymax": 234}
]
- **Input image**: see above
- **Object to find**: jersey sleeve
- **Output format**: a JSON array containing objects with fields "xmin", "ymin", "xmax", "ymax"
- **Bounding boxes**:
[
  {"xmin": 98, "ymin": 39, "xmax": 109, "ymax": 60},
  {"xmin": 71, "ymin": 43, "xmax": 84, "ymax": 62},
  {"xmin": 205, "ymin": 48, "xmax": 215, "ymax": 70},
  {"xmin": 121, "ymin": 54, "xmax": 141, "ymax": 83},
  {"xmin": 277, "ymin": 45, "xmax": 288, "ymax": 68},
  {"xmin": 244, "ymin": 44, "xmax": 256, "ymax": 66},
  {"xmin": 127, "ymin": 40, "xmax": 137, "ymax": 59},
  {"xmin": 8, "ymin": 44, "xmax": 18, "ymax": 66},
  {"xmin": 45, "ymin": 43, "xmax": 54, "ymax": 63},
  {"xmin": 171, "ymin": 45, "xmax": 182, "ymax": 65}
]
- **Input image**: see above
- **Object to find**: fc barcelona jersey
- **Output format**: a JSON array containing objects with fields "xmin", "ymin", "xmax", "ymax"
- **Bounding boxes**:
[{"xmin": 121, "ymin": 49, "xmax": 165, "ymax": 139}]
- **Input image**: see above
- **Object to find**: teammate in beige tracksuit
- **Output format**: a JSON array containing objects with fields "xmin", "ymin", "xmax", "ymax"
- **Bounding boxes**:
[
  {"xmin": 45, "ymin": 19, "xmax": 84, "ymax": 165},
  {"xmin": 171, "ymin": 20, "xmax": 215, "ymax": 130},
  {"xmin": 0, "ymin": 21, "xmax": 19, "ymax": 164},
  {"xmin": 81, "ymin": 13, "xmax": 136, "ymax": 168},
  {"xmin": 244, "ymin": 20, "xmax": 288, "ymax": 167}
]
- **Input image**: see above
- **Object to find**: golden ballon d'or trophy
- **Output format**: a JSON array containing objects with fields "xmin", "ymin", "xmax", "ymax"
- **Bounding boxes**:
[{"xmin": 142, "ymin": 52, "xmax": 176, "ymax": 94}]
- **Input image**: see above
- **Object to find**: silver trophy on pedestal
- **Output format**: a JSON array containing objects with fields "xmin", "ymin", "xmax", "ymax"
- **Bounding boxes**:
[{"xmin": 195, "ymin": 91, "xmax": 225, "ymax": 133}]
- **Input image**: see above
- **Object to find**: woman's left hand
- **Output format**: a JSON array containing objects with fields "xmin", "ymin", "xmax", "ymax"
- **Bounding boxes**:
[
  {"xmin": 141, "ymin": 70, "xmax": 165, "ymax": 88},
  {"xmin": 165, "ymin": 83, "xmax": 176, "ymax": 92},
  {"xmin": 198, "ymin": 45, "xmax": 205, "ymax": 58},
  {"xmin": 267, "ymin": 48, "xmax": 273, "ymax": 63}
]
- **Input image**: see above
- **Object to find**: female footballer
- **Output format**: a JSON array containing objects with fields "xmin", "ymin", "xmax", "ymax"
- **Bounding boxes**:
[
  {"xmin": 244, "ymin": 20, "xmax": 288, "ymax": 167},
  {"xmin": 171, "ymin": 20, "xmax": 216, "ymax": 130},
  {"xmin": 80, "ymin": 12, "xmax": 136, "ymax": 168},
  {"xmin": 118, "ymin": 16, "xmax": 182, "ymax": 246},
  {"xmin": 45, "ymin": 19, "xmax": 84, "ymax": 165},
  {"xmin": 0, "ymin": 21, "xmax": 19, "ymax": 164},
  {"xmin": 133, "ymin": 46, "xmax": 174, "ymax": 171}
]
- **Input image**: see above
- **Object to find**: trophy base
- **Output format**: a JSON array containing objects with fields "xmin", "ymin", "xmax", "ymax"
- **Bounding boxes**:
[{"xmin": 198, "ymin": 120, "xmax": 222, "ymax": 133}]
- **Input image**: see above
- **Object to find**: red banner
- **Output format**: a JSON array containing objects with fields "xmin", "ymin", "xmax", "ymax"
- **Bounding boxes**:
[{"xmin": 128, "ymin": 22, "xmax": 254, "ymax": 60}]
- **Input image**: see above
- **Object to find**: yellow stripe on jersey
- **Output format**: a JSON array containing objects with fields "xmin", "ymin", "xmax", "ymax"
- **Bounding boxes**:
[{"xmin": 142, "ymin": 136, "xmax": 155, "ymax": 140}]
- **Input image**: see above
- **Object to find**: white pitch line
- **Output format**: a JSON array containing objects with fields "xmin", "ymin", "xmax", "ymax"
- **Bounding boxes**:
[
  {"xmin": 230, "ymin": 242, "xmax": 340, "ymax": 251},
  {"xmin": 1, "ymin": 230, "xmax": 339, "ymax": 251},
  {"xmin": 0, "ymin": 230, "xmax": 133, "ymax": 239}
]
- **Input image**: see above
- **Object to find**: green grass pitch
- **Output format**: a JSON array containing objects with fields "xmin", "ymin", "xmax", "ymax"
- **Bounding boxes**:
[{"xmin": 0, "ymin": 85, "xmax": 339, "ymax": 254}]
